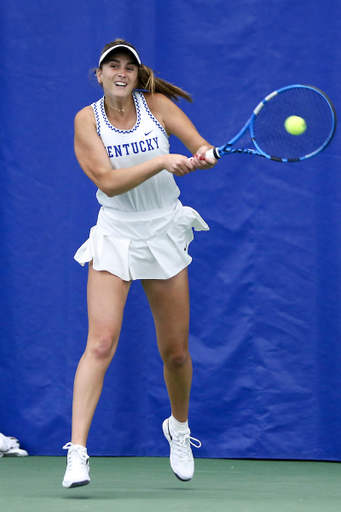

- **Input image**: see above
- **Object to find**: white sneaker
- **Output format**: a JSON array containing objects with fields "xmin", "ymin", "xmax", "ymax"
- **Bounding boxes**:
[
  {"xmin": 0, "ymin": 435, "xmax": 28, "ymax": 457},
  {"xmin": 162, "ymin": 417, "xmax": 201, "ymax": 481},
  {"xmin": 62, "ymin": 443, "xmax": 90, "ymax": 488},
  {"xmin": 2, "ymin": 446, "xmax": 29, "ymax": 457}
]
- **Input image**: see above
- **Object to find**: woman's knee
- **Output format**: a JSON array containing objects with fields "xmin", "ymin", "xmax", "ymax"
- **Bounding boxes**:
[
  {"xmin": 162, "ymin": 347, "xmax": 190, "ymax": 369},
  {"xmin": 86, "ymin": 333, "xmax": 118, "ymax": 361}
]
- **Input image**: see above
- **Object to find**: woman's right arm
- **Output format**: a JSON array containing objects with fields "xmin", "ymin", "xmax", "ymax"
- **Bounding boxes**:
[{"xmin": 74, "ymin": 107, "xmax": 196, "ymax": 197}]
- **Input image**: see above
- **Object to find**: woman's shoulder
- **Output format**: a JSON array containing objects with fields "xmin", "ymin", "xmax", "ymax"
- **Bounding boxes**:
[
  {"xmin": 75, "ymin": 105, "xmax": 95, "ymax": 120},
  {"xmin": 142, "ymin": 91, "xmax": 172, "ymax": 109},
  {"xmin": 141, "ymin": 92, "xmax": 180, "ymax": 121},
  {"xmin": 74, "ymin": 105, "xmax": 97, "ymax": 131}
]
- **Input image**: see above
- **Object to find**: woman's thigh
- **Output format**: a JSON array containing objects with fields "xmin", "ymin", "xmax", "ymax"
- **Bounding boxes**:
[
  {"xmin": 87, "ymin": 263, "xmax": 131, "ymax": 345},
  {"xmin": 141, "ymin": 268, "xmax": 190, "ymax": 356}
]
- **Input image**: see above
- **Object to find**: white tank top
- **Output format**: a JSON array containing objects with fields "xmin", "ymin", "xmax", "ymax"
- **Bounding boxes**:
[{"xmin": 92, "ymin": 91, "xmax": 180, "ymax": 212}]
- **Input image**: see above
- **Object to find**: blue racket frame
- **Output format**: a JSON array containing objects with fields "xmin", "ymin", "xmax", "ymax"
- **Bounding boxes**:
[{"xmin": 210, "ymin": 85, "xmax": 337, "ymax": 163}]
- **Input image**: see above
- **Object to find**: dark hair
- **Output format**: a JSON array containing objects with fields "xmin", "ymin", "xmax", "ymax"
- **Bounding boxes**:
[{"xmin": 97, "ymin": 39, "xmax": 193, "ymax": 103}]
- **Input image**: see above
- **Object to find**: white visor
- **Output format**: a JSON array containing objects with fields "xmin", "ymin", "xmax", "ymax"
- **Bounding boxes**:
[{"xmin": 99, "ymin": 44, "xmax": 141, "ymax": 66}]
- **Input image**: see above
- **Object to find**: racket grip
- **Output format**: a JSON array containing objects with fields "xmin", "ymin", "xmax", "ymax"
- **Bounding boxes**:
[
  {"xmin": 205, "ymin": 148, "xmax": 219, "ymax": 160},
  {"xmin": 188, "ymin": 147, "xmax": 219, "ymax": 162}
]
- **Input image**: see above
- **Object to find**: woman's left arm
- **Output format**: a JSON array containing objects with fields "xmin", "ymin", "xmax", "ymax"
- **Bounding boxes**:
[{"xmin": 145, "ymin": 93, "xmax": 217, "ymax": 170}]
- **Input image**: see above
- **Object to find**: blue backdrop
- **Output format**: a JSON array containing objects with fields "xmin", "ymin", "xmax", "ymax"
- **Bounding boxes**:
[{"xmin": 1, "ymin": 0, "xmax": 341, "ymax": 460}]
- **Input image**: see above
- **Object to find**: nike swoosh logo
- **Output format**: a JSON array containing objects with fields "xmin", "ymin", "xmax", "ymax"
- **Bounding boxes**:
[{"xmin": 145, "ymin": 130, "xmax": 153, "ymax": 136}]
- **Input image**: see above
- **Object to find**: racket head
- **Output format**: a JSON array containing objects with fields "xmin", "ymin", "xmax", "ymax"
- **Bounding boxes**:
[{"xmin": 250, "ymin": 85, "xmax": 337, "ymax": 162}]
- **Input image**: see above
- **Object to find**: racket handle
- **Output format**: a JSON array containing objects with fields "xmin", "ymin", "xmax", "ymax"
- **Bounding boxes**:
[
  {"xmin": 205, "ymin": 148, "xmax": 220, "ymax": 160},
  {"xmin": 188, "ymin": 147, "xmax": 219, "ymax": 162}
]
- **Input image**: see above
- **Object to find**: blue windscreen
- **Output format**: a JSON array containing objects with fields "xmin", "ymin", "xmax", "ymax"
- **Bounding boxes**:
[{"xmin": 1, "ymin": 0, "xmax": 341, "ymax": 461}]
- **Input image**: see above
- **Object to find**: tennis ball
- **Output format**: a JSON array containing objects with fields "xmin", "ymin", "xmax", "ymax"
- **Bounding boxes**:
[{"xmin": 284, "ymin": 116, "xmax": 307, "ymax": 135}]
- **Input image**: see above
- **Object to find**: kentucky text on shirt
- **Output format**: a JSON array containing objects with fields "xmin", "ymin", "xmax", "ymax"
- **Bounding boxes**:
[{"xmin": 106, "ymin": 137, "xmax": 160, "ymax": 158}]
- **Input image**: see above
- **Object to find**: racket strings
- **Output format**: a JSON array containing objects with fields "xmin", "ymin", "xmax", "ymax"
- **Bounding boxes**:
[{"xmin": 252, "ymin": 87, "xmax": 335, "ymax": 161}]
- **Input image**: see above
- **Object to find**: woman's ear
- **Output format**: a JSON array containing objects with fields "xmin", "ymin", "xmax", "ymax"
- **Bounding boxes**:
[{"xmin": 96, "ymin": 68, "xmax": 102, "ymax": 84}]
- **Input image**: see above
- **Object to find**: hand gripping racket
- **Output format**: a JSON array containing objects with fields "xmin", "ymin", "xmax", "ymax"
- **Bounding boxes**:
[{"xmin": 205, "ymin": 85, "xmax": 336, "ymax": 163}]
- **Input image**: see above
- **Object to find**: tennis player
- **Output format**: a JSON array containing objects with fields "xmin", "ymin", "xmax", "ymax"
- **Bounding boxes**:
[{"xmin": 62, "ymin": 39, "xmax": 216, "ymax": 488}]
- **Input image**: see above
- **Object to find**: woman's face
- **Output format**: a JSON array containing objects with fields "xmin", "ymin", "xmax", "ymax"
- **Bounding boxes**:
[{"xmin": 97, "ymin": 52, "xmax": 139, "ymax": 99}]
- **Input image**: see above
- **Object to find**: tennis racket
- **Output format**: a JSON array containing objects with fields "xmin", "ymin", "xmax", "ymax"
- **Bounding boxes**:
[{"xmin": 204, "ymin": 85, "xmax": 336, "ymax": 163}]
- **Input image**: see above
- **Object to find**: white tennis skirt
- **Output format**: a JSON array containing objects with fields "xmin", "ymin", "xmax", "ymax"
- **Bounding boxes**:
[{"xmin": 74, "ymin": 200, "xmax": 209, "ymax": 281}]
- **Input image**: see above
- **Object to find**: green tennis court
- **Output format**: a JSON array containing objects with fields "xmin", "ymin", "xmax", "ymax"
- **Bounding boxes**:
[{"xmin": 1, "ymin": 457, "xmax": 340, "ymax": 512}]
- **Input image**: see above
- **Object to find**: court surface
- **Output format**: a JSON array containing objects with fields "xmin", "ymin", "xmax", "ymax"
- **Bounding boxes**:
[{"xmin": 1, "ymin": 456, "xmax": 340, "ymax": 512}]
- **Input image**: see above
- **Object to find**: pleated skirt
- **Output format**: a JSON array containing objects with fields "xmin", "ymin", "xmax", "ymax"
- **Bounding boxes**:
[{"xmin": 74, "ymin": 200, "xmax": 209, "ymax": 281}]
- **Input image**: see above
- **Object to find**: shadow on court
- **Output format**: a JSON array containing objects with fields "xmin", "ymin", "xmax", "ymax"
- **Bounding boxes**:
[{"xmin": 1, "ymin": 456, "xmax": 341, "ymax": 512}]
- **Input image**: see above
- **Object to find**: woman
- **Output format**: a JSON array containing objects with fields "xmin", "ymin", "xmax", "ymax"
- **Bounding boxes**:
[{"xmin": 62, "ymin": 39, "xmax": 216, "ymax": 488}]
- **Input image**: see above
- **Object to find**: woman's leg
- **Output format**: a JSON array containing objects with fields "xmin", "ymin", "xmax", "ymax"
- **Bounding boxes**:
[
  {"xmin": 142, "ymin": 268, "xmax": 199, "ymax": 481},
  {"xmin": 71, "ymin": 263, "xmax": 131, "ymax": 446},
  {"xmin": 142, "ymin": 268, "xmax": 191, "ymax": 422}
]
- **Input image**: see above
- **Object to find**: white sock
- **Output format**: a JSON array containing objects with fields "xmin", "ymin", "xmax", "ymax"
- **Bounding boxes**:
[{"xmin": 170, "ymin": 415, "xmax": 189, "ymax": 433}]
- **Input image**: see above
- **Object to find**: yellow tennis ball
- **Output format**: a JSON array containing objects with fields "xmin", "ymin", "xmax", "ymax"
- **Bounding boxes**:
[{"xmin": 284, "ymin": 116, "xmax": 307, "ymax": 135}]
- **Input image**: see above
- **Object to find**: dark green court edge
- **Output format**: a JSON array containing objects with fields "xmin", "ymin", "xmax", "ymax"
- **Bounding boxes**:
[{"xmin": 1, "ymin": 456, "xmax": 341, "ymax": 512}]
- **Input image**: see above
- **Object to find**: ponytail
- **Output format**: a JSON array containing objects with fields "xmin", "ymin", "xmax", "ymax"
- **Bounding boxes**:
[{"xmin": 136, "ymin": 64, "xmax": 192, "ymax": 103}]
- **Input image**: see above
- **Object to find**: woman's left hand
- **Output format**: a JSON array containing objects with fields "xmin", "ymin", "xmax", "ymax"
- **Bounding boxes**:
[{"xmin": 191, "ymin": 145, "xmax": 217, "ymax": 170}]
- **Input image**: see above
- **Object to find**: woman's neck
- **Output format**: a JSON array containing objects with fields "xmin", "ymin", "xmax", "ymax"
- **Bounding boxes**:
[{"xmin": 104, "ymin": 94, "xmax": 134, "ymax": 115}]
